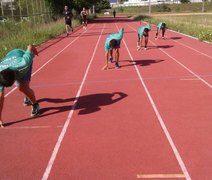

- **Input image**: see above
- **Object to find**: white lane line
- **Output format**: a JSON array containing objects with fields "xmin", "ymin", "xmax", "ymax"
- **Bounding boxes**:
[
  {"xmin": 150, "ymin": 40, "xmax": 212, "ymax": 88},
  {"xmin": 5, "ymin": 25, "xmax": 95, "ymax": 98},
  {"xmin": 41, "ymin": 24, "xmax": 105, "ymax": 180},
  {"xmin": 169, "ymin": 38, "xmax": 212, "ymax": 59},
  {"xmin": 126, "ymin": 23, "xmax": 212, "ymax": 89},
  {"xmin": 137, "ymin": 173, "xmax": 185, "ymax": 179},
  {"xmin": 168, "ymin": 29, "xmax": 212, "ymax": 45},
  {"xmin": 131, "ymin": 21, "xmax": 212, "ymax": 59},
  {"xmin": 118, "ymin": 24, "xmax": 191, "ymax": 180},
  {"xmin": 180, "ymin": 78, "xmax": 199, "ymax": 81}
]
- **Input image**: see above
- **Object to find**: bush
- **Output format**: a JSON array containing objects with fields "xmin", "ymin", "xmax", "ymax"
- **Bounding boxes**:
[
  {"xmin": 180, "ymin": 0, "xmax": 190, "ymax": 3},
  {"xmin": 156, "ymin": 4, "xmax": 171, "ymax": 12}
]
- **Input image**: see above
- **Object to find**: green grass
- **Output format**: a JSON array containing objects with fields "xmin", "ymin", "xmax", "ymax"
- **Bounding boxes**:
[{"xmin": 0, "ymin": 18, "xmax": 81, "ymax": 59}]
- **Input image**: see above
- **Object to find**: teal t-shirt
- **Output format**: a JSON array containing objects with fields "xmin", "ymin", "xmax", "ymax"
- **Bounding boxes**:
[
  {"xmin": 157, "ymin": 22, "xmax": 166, "ymax": 30},
  {"xmin": 104, "ymin": 29, "xmax": 124, "ymax": 52},
  {"xmin": 0, "ymin": 49, "xmax": 34, "ymax": 91},
  {"xmin": 138, "ymin": 24, "xmax": 151, "ymax": 38}
]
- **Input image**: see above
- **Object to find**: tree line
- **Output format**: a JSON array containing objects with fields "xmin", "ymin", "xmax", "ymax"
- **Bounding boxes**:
[{"xmin": 46, "ymin": 0, "xmax": 111, "ymax": 14}]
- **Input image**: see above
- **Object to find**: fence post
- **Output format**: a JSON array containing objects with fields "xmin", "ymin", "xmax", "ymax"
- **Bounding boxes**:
[
  {"xmin": 32, "ymin": 0, "xmax": 35, "ymax": 23},
  {"xmin": 10, "ymin": 0, "xmax": 14, "ymax": 20},
  {"xmin": 26, "ymin": 0, "xmax": 29, "ymax": 20},
  {"xmin": 40, "ymin": 0, "xmax": 45, "ymax": 23},
  {"xmin": 19, "ymin": 0, "xmax": 22, "ymax": 21},
  {"xmin": 1, "ymin": 1, "xmax": 4, "ymax": 18}
]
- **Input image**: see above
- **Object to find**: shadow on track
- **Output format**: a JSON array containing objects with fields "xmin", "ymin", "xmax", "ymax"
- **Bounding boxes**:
[
  {"xmin": 4, "ymin": 92, "xmax": 128, "ymax": 126},
  {"xmin": 121, "ymin": 59, "xmax": 165, "ymax": 67}
]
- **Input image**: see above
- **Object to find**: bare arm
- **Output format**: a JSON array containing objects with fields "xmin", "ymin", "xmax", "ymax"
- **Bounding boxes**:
[
  {"xmin": 103, "ymin": 51, "xmax": 109, "ymax": 70},
  {"xmin": 115, "ymin": 48, "xmax": 119, "ymax": 63},
  {"xmin": 27, "ymin": 44, "xmax": 38, "ymax": 56}
]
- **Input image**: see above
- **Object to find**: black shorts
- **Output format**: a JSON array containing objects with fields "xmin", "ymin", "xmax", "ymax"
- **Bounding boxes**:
[
  {"xmin": 65, "ymin": 20, "xmax": 72, "ymax": 26},
  {"xmin": 82, "ymin": 18, "xmax": 87, "ymax": 24},
  {"xmin": 15, "ymin": 63, "xmax": 33, "ymax": 87}
]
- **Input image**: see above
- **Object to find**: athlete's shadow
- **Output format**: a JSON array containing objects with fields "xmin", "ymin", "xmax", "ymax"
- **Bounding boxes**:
[
  {"xmin": 169, "ymin": 37, "xmax": 182, "ymax": 40},
  {"xmin": 4, "ymin": 92, "xmax": 128, "ymax": 126},
  {"xmin": 148, "ymin": 45, "xmax": 174, "ymax": 49},
  {"xmin": 121, "ymin": 59, "xmax": 164, "ymax": 67},
  {"xmin": 135, "ymin": 59, "xmax": 164, "ymax": 66},
  {"xmin": 39, "ymin": 92, "xmax": 128, "ymax": 115}
]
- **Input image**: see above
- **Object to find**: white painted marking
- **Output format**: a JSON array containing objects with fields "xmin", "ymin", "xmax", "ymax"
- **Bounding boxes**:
[
  {"xmin": 150, "ymin": 41, "xmax": 212, "ymax": 88},
  {"xmin": 121, "ymin": 24, "xmax": 191, "ymax": 180},
  {"xmin": 41, "ymin": 24, "xmax": 105, "ymax": 180},
  {"xmin": 137, "ymin": 173, "xmax": 185, "ymax": 179},
  {"xmin": 167, "ymin": 33, "xmax": 212, "ymax": 60},
  {"xmin": 169, "ymin": 29, "xmax": 211, "ymax": 45},
  {"xmin": 5, "ymin": 24, "xmax": 95, "ymax": 98},
  {"xmin": 180, "ymin": 78, "xmax": 199, "ymax": 81},
  {"xmin": 126, "ymin": 22, "xmax": 212, "ymax": 88}
]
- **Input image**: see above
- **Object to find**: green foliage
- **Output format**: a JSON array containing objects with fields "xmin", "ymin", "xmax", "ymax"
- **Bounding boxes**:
[
  {"xmin": 0, "ymin": 18, "xmax": 81, "ymax": 59},
  {"xmin": 180, "ymin": 0, "xmax": 190, "ymax": 3},
  {"xmin": 155, "ymin": 4, "xmax": 171, "ymax": 12},
  {"xmin": 95, "ymin": 0, "xmax": 111, "ymax": 13},
  {"xmin": 115, "ymin": 2, "xmax": 212, "ymax": 14},
  {"xmin": 46, "ymin": 0, "xmax": 110, "ymax": 14}
]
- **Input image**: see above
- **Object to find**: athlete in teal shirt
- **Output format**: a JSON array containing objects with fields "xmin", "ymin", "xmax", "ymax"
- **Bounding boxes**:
[
  {"xmin": 0, "ymin": 44, "xmax": 40, "ymax": 127},
  {"xmin": 155, "ymin": 22, "xmax": 166, "ymax": 39},
  {"xmin": 103, "ymin": 28, "xmax": 124, "ymax": 70},
  {"xmin": 137, "ymin": 24, "xmax": 151, "ymax": 50}
]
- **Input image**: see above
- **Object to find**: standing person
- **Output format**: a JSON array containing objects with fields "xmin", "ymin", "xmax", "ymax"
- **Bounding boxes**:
[
  {"xmin": 63, "ymin": 5, "xmax": 73, "ymax": 36},
  {"xmin": 0, "ymin": 44, "xmax": 41, "ymax": 128},
  {"xmin": 155, "ymin": 22, "xmax": 166, "ymax": 39},
  {"xmin": 113, "ymin": 9, "xmax": 116, "ymax": 18},
  {"xmin": 103, "ymin": 28, "xmax": 124, "ymax": 70},
  {"xmin": 137, "ymin": 24, "xmax": 151, "ymax": 50},
  {"xmin": 80, "ymin": 7, "xmax": 88, "ymax": 30}
]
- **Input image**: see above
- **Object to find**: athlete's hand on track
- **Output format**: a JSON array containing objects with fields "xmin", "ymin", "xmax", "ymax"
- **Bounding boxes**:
[
  {"xmin": 0, "ymin": 120, "xmax": 4, "ymax": 128},
  {"xmin": 102, "ymin": 65, "xmax": 108, "ymax": 70},
  {"xmin": 137, "ymin": 46, "xmax": 141, "ymax": 51}
]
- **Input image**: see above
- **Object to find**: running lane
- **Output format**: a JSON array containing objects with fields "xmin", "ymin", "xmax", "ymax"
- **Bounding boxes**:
[
  {"xmin": 123, "ymin": 20, "xmax": 212, "ymax": 179},
  {"xmin": 46, "ymin": 17, "xmax": 189, "ymax": 180}
]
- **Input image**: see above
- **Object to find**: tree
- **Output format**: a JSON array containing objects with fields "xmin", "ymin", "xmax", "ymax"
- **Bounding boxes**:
[
  {"xmin": 180, "ymin": 0, "xmax": 190, "ymax": 3},
  {"xmin": 45, "ymin": 0, "xmax": 110, "ymax": 14}
]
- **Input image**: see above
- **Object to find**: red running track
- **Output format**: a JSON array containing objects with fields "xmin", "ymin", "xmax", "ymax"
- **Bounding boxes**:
[{"xmin": 0, "ymin": 16, "xmax": 212, "ymax": 180}]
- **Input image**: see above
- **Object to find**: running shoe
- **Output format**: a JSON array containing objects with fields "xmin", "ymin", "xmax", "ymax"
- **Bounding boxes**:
[
  {"xmin": 115, "ymin": 62, "xmax": 120, "ymax": 69},
  {"xmin": 23, "ymin": 97, "xmax": 32, "ymax": 106},
  {"xmin": 31, "ymin": 103, "xmax": 41, "ymax": 117},
  {"xmin": 109, "ymin": 57, "xmax": 113, "ymax": 63}
]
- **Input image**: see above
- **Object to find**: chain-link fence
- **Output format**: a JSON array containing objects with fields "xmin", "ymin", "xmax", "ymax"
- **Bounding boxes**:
[{"xmin": 0, "ymin": 0, "xmax": 54, "ymax": 24}]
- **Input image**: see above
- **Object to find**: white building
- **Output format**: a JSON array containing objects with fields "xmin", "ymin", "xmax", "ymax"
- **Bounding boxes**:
[{"xmin": 111, "ymin": 0, "xmax": 203, "ymax": 7}]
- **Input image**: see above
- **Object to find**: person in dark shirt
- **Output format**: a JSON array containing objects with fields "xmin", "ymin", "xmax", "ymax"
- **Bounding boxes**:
[{"xmin": 63, "ymin": 5, "xmax": 73, "ymax": 36}]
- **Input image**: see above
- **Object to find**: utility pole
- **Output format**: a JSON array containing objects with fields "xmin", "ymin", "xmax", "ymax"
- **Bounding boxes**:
[
  {"xmin": 149, "ymin": 0, "xmax": 151, "ymax": 15},
  {"xmin": 202, "ymin": 0, "xmax": 205, "ymax": 12}
]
